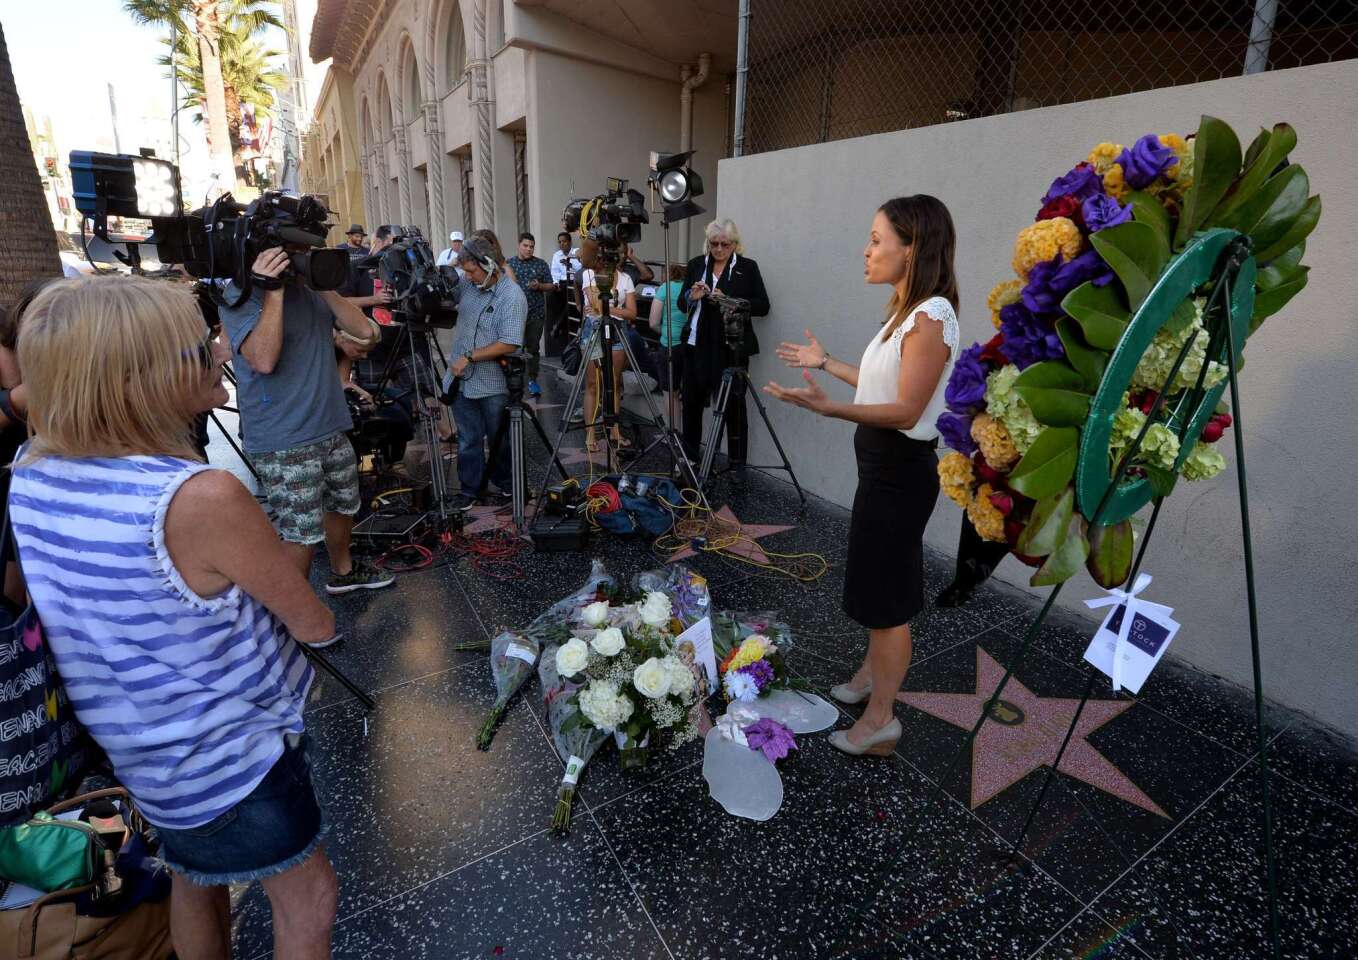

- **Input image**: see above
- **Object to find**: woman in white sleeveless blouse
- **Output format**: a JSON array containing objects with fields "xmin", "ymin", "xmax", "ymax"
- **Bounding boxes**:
[{"xmin": 765, "ymin": 196, "xmax": 960, "ymax": 757}]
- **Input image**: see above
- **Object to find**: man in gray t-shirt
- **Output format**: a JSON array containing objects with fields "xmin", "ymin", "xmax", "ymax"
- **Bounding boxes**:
[
  {"xmin": 446, "ymin": 238, "xmax": 527, "ymax": 510},
  {"xmin": 219, "ymin": 246, "xmax": 395, "ymax": 598}
]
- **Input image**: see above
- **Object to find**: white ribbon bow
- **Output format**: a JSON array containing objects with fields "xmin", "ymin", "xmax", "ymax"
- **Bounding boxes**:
[
  {"xmin": 715, "ymin": 705, "xmax": 759, "ymax": 747},
  {"xmin": 1085, "ymin": 572, "xmax": 1174, "ymax": 692}
]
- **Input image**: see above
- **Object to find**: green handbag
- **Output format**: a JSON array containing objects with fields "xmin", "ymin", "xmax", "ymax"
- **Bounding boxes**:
[{"xmin": 0, "ymin": 812, "xmax": 103, "ymax": 893}]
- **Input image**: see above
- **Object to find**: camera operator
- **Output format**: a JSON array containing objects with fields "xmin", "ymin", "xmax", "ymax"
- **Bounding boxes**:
[
  {"xmin": 219, "ymin": 245, "xmax": 396, "ymax": 595},
  {"xmin": 9, "ymin": 274, "xmax": 339, "ymax": 958},
  {"xmin": 506, "ymin": 232, "xmax": 553, "ymax": 397},
  {"xmin": 446, "ymin": 237, "xmax": 527, "ymax": 511},
  {"xmin": 678, "ymin": 218, "xmax": 770, "ymax": 464}
]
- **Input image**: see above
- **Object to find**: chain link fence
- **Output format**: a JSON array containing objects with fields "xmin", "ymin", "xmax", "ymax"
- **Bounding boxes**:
[{"xmin": 740, "ymin": 0, "xmax": 1358, "ymax": 155}]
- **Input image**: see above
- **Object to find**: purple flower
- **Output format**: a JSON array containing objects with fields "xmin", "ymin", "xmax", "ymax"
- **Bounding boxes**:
[
  {"xmin": 737, "ymin": 658, "xmax": 775, "ymax": 692},
  {"xmin": 1116, "ymin": 135, "xmax": 1176, "ymax": 189},
  {"xmin": 743, "ymin": 718, "xmax": 798, "ymax": 764},
  {"xmin": 945, "ymin": 343, "xmax": 989, "ymax": 415},
  {"xmin": 1055, "ymin": 248, "xmax": 1116, "ymax": 289},
  {"xmin": 937, "ymin": 412, "xmax": 977, "ymax": 456},
  {"xmin": 999, "ymin": 302, "xmax": 1065, "ymax": 370},
  {"xmin": 1020, "ymin": 257, "xmax": 1068, "ymax": 314},
  {"xmin": 1082, "ymin": 194, "xmax": 1132, "ymax": 233},
  {"xmin": 1042, "ymin": 163, "xmax": 1105, "ymax": 204}
]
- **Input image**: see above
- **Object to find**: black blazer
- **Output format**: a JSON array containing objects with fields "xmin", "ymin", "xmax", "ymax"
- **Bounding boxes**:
[{"xmin": 677, "ymin": 253, "xmax": 770, "ymax": 360}]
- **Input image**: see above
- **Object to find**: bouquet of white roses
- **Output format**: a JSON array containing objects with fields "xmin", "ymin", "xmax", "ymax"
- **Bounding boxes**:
[{"xmin": 475, "ymin": 630, "xmax": 540, "ymax": 750}]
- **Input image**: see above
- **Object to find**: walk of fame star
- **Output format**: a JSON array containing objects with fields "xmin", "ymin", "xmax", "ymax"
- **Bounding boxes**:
[
  {"xmin": 898, "ymin": 647, "xmax": 1168, "ymax": 818},
  {"xmin": 461, "ymin": 503, "xmax": 512, "ymax": 535},
  {"xmin": 666, "ymin": 506, "xmax": 796, "ymax": 564}
]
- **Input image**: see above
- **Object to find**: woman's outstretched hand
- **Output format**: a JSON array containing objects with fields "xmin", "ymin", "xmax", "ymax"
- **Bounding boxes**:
[
  {"xmin": 775, "ymin": 329, "xmax": 827, "ymax": 369},
  {"xmin": 763, "ymin": 370, "xmax": 832, "ymax": 415}
]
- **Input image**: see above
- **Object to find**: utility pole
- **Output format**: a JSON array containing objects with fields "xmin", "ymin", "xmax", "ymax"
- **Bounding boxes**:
[{"xmin": 108, "ymin": 82, "xmax": 121, "ymax": 154}]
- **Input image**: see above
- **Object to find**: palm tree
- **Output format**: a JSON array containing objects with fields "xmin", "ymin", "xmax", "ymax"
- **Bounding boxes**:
[
  {"xmin": 0, "ymin": 22, "xmax": 60, "ymax": 305},
  {"xmin": 124, "ymin": 0, "xmax": 281, "ymax": 192},
  {"xmin": 163, "ymin": 6, "xmax": 287, "ymax": 185}
]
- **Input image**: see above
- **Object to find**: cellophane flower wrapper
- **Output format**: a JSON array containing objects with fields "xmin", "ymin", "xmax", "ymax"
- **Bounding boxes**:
[
  {"xmin": 475, "ymin": 630, "xmax": 541, "ymax": 750},
  {"xmin": 539, "ymin": 642, "xmax": 608, "ymax": 833},
  {"xmin": 712, "ymin": 611, "xmax": 795, "ymax": 661},
  {"xmin": 633, "ymin": 565, "xmax": 711, "ymax": 631}
]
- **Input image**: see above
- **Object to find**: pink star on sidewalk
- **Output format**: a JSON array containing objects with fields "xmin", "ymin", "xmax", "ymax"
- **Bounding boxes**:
[
  {"xmin": 898, "ymin": 647, "xmax": 1168, "ymax": 818},
  {"xmin": 461, "ymin": 503, "xmax": 511, "ymax": 535},
  {"xmin": 667, "ymin": 506, "xmax": 796, "ymax": 565}
]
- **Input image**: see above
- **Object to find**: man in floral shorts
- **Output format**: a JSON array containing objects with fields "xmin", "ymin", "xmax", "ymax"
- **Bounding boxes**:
[{"xmin": 220, "ymin": 247, "xmax": 395, "ymax": 605}]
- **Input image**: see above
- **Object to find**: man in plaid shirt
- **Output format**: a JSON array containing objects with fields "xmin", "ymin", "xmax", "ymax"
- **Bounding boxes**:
[{"xmin": 505, "ymin": 233, "xmax": 554, "ymax": 397}]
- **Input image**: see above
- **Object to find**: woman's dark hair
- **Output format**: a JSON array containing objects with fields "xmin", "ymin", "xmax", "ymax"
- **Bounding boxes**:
[
  {"xmin": 668, "ymin": 263, "xmax": 686, "ymax": 283},
  {"xmin": 879, "ymin": 195, "xmax": 959, "ymax": 337},
  {"xmin": 1, "ymin": 277, "xmax": 59, "ymax": 351}
]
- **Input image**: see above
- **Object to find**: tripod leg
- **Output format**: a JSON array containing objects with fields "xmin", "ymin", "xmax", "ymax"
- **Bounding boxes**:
[
  {"xmin": 741, "ymin": 370, "xmax": 807, "ymax": 504},
  {"xmin": 699, "ymin": 371, "xmax": 734, "ymax": 487},
  {"xmin": 208, "ymin": 412, "xmax": 260, "ymax": 482},
  {"xmin": 609, "ymin": 326, "xmax": 705, "ymax": 496},
  {"xmin": 479, "ymin": 399, "xmax": 514, "ymax": 500},
  {"xmin": 531, "ymin": 323, "xmax": 603, "ymax": 513},
  {"xmin": 510, "ymin": 409, "xmax": 525, "ymax": 530},
  {"xmin": 523, "ymin": 407, "xmax": 569, "ymax": 481}
]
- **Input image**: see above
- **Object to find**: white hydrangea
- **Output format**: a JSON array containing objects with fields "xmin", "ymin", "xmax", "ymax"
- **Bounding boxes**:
[
  {"xmin": 662, "ymin": 655, "xmax": 695, "ymax": 699},
  {"xmin": 578, "ymin": 681, "xmax": 634, "ymax": 732}
]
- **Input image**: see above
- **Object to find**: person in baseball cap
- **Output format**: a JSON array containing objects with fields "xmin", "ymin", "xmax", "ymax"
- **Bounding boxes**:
[{"xmin": 436, "ymin": 231, "xmax": 465, "ymax": 268}]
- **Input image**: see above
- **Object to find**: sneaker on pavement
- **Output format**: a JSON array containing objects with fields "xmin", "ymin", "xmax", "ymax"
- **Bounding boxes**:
[
  {"xmin": 307, "ymin": 631, "xmax": 344, "ymax": 649},
  {"xmin": 568, "ymin": 408, "xmax": 585, "ymax": 424},
  {"xmin": 450, "ymin": 492, "xmax": 478, "ymax": 512},
  {"xmin": 326, "ymin": 562, "xmax": 396, "ymax": 595},
  {"xmin": 527, "ymin": 379, "xmax": 542, "ymax": 397}
]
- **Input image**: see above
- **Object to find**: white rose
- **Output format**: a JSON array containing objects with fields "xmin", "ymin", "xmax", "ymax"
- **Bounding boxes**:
[
  {"xmin": 555, "ymin": 638, "xmax": 590, "ymax": 677},
  {"xmin": 582, "ymin": 601, "xmax": 610, "ymax": 627},
  {"xmin": 632, "ymin": 657, "xmax": 672, "ymax": 699},
  {"xmin": 591, "ymin": 627, "xmax": 625, "ymax": 657},
  {"xmin": 639, "ymin": 591, "xmax": 672, "ymax": 627},
  {"xmin": 663, "ymin": 655, "xmax": 694, "ymax": 698}
]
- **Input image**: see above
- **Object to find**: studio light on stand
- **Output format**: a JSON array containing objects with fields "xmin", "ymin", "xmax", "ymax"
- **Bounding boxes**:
[
  {"xmin": 69, "ymin": 149, "xmax": 183, "ymax": 273},
  {"xmin": 645, "ymin": 150, "xmax": 705, "ymax": 455}
]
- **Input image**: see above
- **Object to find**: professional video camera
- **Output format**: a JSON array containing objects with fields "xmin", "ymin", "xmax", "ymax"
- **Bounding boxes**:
[
  {"xmin": 562, "ymin": 178, "xmax": 649, "ymax": 255},
  {"xmin": 708, "ymin": 290, "xmax": 752, "ymax": 355},
  {"xmin": 365, "ymin": 227, "xmax": 459, "ymax": 328},
  {"xmin": 69, "ymin": 151, "xmax": 350, "ymax": 307}
]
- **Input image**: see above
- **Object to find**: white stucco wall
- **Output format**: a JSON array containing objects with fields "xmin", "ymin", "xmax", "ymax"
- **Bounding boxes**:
[
  {"xmin": 716, "ymin": 59, "xmax": 1358, "ymax": 737},
  {"xmin": 525, "ymin": 49, "xmax": 728, "ymax": 265}
]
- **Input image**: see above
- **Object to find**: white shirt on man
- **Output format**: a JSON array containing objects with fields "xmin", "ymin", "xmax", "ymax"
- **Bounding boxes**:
[{"xmin": 551, "ymin": 248, "xmax": 583, "ymax": 283}]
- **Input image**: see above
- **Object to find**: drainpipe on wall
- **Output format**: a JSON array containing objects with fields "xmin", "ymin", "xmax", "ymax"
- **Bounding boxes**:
[
  {"xmin": 1244, "ymin": 0, "xmax": 1278, "ymax": 75},
  {"xmin": 733, "ymin": 0, "xmax": 750, "ymax": 157},
  {"xmin": 680, "ymin": 52, "xmax": 711, "ymax": 258}
]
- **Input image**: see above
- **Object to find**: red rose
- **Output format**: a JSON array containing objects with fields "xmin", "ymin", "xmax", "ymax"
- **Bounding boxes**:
[
  {"xmin": 1200, "ymin": 421, "xmax": 1225, "ymax": 443},
  {"xmin": 1037, "ymin": 195, "xmax": 1081, "ymax": 224},
  {"xmin": 1214, "ymin": 412, "xmax": 1233, "ymax": 428},
  {"xmin": 973, "ymin": 455, "xmax": 1004, "ymax": 486},
  {"xmin": 1139, "ymin": 390, "xmax": 1160, "ymax": 414},
  {"xmin": 989, "ymin": 491, "xmax": 1015, "ymax": 516},
  {"xmin": 980, "ymin": 333, "xmax": 1009, "ymax": 366}
]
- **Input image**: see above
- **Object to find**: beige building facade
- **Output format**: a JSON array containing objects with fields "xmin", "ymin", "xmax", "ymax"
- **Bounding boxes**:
[{"xmin": 305, "ymin": 0, "xmax": 739, "ymax": 262}]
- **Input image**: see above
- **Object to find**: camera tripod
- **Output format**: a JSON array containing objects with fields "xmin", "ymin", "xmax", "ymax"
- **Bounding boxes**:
[
  {"xmin": 481, "ymin": 381, "xmax": 570, "ymax": 531},
  {"xmin": 534, "ymin": 258, "xmax": 707, "ymax": 511},
  {"xmin": 697, "ymin": 359, "xmax": 806, "ymax": 504}
]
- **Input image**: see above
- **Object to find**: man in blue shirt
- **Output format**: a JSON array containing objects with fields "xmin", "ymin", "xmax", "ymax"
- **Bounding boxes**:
[
  {"xmin": 506, "ymin": 232, "xmax": 554, "ymax": 397},
  {"xmin": 218, "ymin": 246, "xmax": 395, "ymax": 598},
  {"xmin": 446, "ymin": 237, "xmax": 527, "ymax": 511}
]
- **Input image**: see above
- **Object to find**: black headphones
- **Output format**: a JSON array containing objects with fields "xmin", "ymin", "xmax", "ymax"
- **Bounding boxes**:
[{"xmin": 460, "ymin": 237, "xmax": 500, "ymax": 289}]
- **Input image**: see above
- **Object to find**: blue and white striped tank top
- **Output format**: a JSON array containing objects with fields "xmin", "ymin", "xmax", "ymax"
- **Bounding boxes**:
[{"xmin": 8, "ymin": 453, "xmax": 313, "ymax": 829}]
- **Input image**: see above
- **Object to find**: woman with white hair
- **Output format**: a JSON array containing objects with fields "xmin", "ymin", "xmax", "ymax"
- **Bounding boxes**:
[{"xmin": 677, "ymin": 218, "xmax": 770, "ymax": 464}]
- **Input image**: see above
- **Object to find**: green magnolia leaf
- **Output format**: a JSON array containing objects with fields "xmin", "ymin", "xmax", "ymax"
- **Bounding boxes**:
[
  {"xmin": 1210, "ymin": 123, "xmax": 1298, "ymax": 227},
  {"xmin": 1220, "ymin": 165, "xmax": 1308, "ymax": 252},
  {"xmin": 1164, "ymin": 299, "xmax": 1197, "ymax": 337},
  {"xmin": 1250, "ymin": 269, "xmax": 1310, "ymax": 332},
  {"xmin": 1030, "ymin": 516, "xmax": 1089, "ymax": 587},
  {"xmin": 1015, "ymin": 361, "xmax": 1092, "ymax": 426},
  {"xmin": 1090, "ymin": 221, "xmax": 1169, "ymax": 309},
  {"xmin": 1055, "ymin": 317, "xmax": 1108, "ymax": 389},
  {"xmin": 1175, "ymin": 115, "xmax": 1242, "ymax": 249},
  {"xmin": 1062, "ymin": 281, "xmax": 1130, "ymax": 349},
  {"xmin": 1127, "ymin": 190, "xmax": 1172, "ymax": 251},
  {"xmin": 1086, "ymin": 520, "xmax": 1135, "ymax": 589},
  {"xmin": 1258, "ymin": 242, "xmax": 1305, "ymax": 286},
  {"xmin": 1144, "ymin": 465, "xmax": 1178, "ymax": 498},
  {"xmin": 1008, "ymin": 427, "xmax": 1079, "ymax": 500},
  {"xmin": 1017, "ymin": 485, "xmax": 1075, "ymax": 558},
  {"xmin": 1254, "ymin": 195, "xmax": 1322, "ymax": 264}
]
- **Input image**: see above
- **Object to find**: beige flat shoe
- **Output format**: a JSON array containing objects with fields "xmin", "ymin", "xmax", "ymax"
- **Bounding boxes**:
[{"xmin": 828, "ymin": 718, "xmax": 901, "ymax": 757}]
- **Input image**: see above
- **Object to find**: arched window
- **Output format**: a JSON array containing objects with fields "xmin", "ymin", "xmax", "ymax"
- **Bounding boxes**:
[
  {"xmin": 360, "ymin": 99, "xmax": 373, "ymax": 153},
  {"xmin": 377, "ymin": 74, "xmax": 394, "ymax": 142},
  {"xmin": 401, "ymin": 39, "xmax": 422, "ymax": 124},
  {"xmin": 442, "ymin": 1, "xmax": 466, "ymax": 93}
]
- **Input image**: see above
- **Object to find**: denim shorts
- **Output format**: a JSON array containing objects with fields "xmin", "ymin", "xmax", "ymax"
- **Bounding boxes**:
[{"xmin": 156, "ymin": 734, "xmax": 328, "ymax": 886}]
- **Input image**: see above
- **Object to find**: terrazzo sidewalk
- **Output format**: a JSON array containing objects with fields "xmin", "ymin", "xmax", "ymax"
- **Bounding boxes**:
[{"xmin": 223, "ymin": 365, "xmax": 1358, "ymax": 959}]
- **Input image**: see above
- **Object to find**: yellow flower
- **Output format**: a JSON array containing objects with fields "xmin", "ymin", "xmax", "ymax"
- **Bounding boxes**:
[
  {"xmin": 1087, "ymin": 142, "xmax": 1125, "ymax": 174},
  {"xmin": 971, "ymin": 413, "xmax": 1020, "ymax": 471},
  {"xmin": 1159, "ymin": 134, "xmax": 1189, "ymax": 180},
  {"xmin": 938, "ymin": 451, "xmax": 976, "ymax": 509},
  {"xmin": 1012, "ymin": 218, "xmax": 1083, "ymax": 279},
  {"xmin": 728, "ymin": 635, "xmax": 767, "ymax": 671},
  {"xmin": 1103, "ymin": 164, "xmax": 1130, "ymax": 201},
  {"xmin": 987, "ymin": 280, "xmax": 1022, "ymax": 329},
  {"xmin": 967, "ymin": 484, "xmax": 1007, "ymax": 543}
]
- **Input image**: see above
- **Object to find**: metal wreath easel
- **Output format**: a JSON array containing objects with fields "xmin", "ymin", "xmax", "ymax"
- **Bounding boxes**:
[{"xmin": 854, "ymin": 228, "xmax": 1283, "ymax": 958}]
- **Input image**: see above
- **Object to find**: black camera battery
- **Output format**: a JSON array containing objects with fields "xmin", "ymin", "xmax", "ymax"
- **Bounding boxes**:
[{"xmin": 530, "ymin": 515, "xmax": 589, "ymax": 552}]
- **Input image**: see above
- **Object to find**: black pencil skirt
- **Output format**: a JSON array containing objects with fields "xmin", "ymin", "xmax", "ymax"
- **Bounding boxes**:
[{"xmin": 842, "ymin": 425, "xmax": 941, "ymax": 630}]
